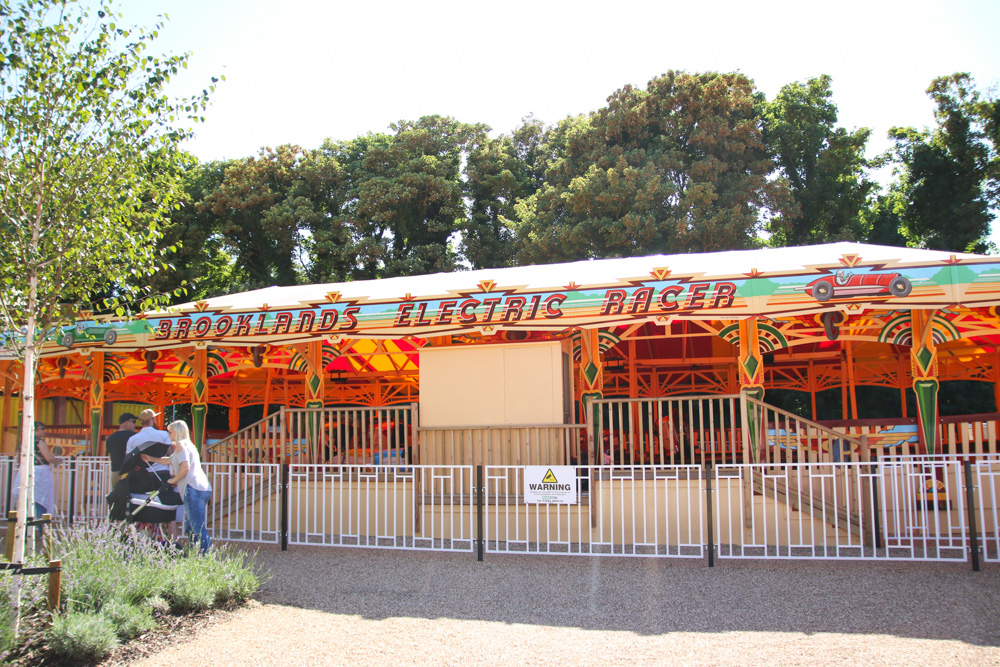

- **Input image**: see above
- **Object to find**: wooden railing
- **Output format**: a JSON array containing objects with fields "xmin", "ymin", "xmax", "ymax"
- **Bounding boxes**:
[
  {"xmin": 204, "ymin": 405, "xmax": 418, "ymax": 465},
  {"xmin": 938, "ymin": 413, "xmax": 1000, "ymax": 459},
  {"xmin": 820, "ymin": 413, "xmax": 1000, "ymax": 460},
  {"xmin": 589, "ymin": 395, "xmax": 746, "ymax": 466},
  {"xmin": 204, "ymin": 410, "xmax": 283, "ymax": 463},
  {"xmin": 745, "ymin": 398, "xmax": 867, "ymax": 464},
  {"xmin": 416, "ymin": 424, "xmax": 585, "ymax": 467}
]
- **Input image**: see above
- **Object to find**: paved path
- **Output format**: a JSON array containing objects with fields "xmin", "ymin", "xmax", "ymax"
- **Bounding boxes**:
[{"xmin": 132, "ymin": 546, "xmax": 1000, "ymax": 666}]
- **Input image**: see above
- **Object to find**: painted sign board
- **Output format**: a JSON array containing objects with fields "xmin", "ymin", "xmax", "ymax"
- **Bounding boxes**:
[
  {"xmin": 10, "ymin": 243, "xmax": 1000, "ymax": 358},
  {"xmin": 524, "ymin": 466, "xmax": 578, "ymax": 504}
]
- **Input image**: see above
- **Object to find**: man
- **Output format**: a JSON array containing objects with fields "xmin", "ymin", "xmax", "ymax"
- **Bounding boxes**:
[
  {"xmin": 126, "ymin": 409, "xmax": 172, "ymax": 477},
  {"xmin": 126, "ymin": 408, "xmax": 180, "ymax": 540},
  {"xmin": 106, "ymin": 412, "xmax": 137, "ymax": 487}
]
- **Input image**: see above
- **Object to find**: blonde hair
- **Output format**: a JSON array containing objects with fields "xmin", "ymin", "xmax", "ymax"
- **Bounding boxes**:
[{"xmin": 167, "ymin": 420, "xmax": 193, "ymax": 446}]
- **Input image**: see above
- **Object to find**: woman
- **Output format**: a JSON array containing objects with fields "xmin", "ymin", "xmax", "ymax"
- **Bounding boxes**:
[
  {"xmin": 143, "ymin": 420, "xmax": 212, "ymax": 553},
  {"xmin": 12, "ymin": 422, "xmax": 59, "ymax": 518}
]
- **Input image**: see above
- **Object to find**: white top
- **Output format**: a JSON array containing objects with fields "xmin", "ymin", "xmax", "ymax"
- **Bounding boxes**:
[
  {"xmin": 127, "ymin": 426, "xmax": 172, "ymax": 473},
  {"xmin": 168, "ymin": 242, "xmax": 984, "ymax": 312},
  {"xmin": 169, "ymin": 440, "xmax": 212, "ymax": 496}
]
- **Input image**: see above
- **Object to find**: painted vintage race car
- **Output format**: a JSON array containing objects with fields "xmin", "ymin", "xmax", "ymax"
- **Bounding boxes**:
[
  {"xmin": 57, "ymin": 322, "xmax": 121, "ymax": 348},
  {"xmin": 805, "ymin": 270, "xmax": 912, "ymax": 302}
]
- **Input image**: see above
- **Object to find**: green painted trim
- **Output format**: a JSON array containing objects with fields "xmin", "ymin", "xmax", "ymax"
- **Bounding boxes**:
[
  {"xmin": 743, "ymin": 387, "xmax": 765, "ymax": 463},
  {"xmin": 90, "ymin": 407, "xmax": 102, "ymax": 456},
  {"xmin": 191, "ymin": 403, "xmax": 207, "ymax": 453},
  {"xmin": 913, "ymin": 379, "xmax": 939, "ymax": 456}
]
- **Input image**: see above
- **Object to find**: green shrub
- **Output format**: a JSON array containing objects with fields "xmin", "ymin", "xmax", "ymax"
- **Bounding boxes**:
[
  {"xmin": 0, "ymin": 522, "xmax": 261, "ymax": 660},
  {"xmin": 0, "ymin": 617, "xmax": 15, "ymax": 660},
  {"xmin": 142, "ymin": 594, "xmax": 170, "ymax": 616},
  {"xmin": 48, "ymin": 611, "xmax": 118, "ymax": 662},
  {"xmin": 161, "ymin": 546, "xmax": 262, "ymax": 612},
  {"xmin": 100, "ymin": 600, "xmax": 156, "ymax": 640}
]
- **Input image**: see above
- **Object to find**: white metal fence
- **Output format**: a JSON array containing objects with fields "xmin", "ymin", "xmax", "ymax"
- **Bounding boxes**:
[
  {"xmin": 0, "ymin": 456, "xmax": 283, "ymax": 545},
  {"xmin": 714, "ymin": 459, "xmax": 970, "ymax": 561},
  {"xmin": 287, "ymin": 464, "xmax": 476, "ymax": 552},
  {"xmin": 205, "ymin": 405, "xmax": 419, "ymax": 465},
  {"xmin": 590, "ymin": 395, "xmax": 745, "ymax": 466},
  {"xmin": 0, "ymin": 454, "xmax": 996, "ymax": 566},
  {"xmin": 483, "ymin": 465, "xmax": 704, "ymax": 557},
  {"xmin": 973, "ymin": 457, "xmax": 1000, "ymax": 563},
  {"xmin": 1, "ymin": 456, "xmax": 112, "ymax": 524},
  {"xmin": 204, "ymin": 463, "xmax": 282, "ymax": 544}
]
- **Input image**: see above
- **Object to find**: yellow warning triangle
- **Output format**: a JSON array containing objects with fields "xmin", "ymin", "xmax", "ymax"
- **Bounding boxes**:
[{"xmin": 541, "ymin": 469, "xmax": 558, "ymax": 483}]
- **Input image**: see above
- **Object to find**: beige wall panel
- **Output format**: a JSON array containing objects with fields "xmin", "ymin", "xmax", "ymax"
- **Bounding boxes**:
[
  {"xmin": 503, "ymin": 345, "xmax": 557, "ymax": 424},
  {"xmin": 420, "ymin": 342, "xmax": 563, "ymax": 427},
  {"xmin": 420, "ymin": 346, "xmax": 504, "ymax": 426}
]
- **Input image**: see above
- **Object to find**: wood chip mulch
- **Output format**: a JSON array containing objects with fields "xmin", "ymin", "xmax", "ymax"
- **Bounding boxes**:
[
  {"xmin": 99, "ymin": 601, "xmax": 257, "ymax": 667},
  {"xmin": 4, "ymin": 600, "xmax": 257, "ymax": 667}
]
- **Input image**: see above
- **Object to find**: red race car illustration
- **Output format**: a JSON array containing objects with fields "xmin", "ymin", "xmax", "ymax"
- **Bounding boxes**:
[{"xmin": 805, "ymin": 270, "xmax": 912, "ymax": 302}]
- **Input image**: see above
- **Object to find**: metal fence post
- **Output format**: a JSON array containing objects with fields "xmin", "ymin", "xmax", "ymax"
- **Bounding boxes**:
[
  {"xmin": 964, "ymin": 460, "xmax": 980, "ymax": 572},
  {"xmin": 476, "ymin": 465, "xmax": 484, "ymax": 562},
  {"xmin": 5, "ymin": 459, "xmax": 12, "ymax": 515},
  {"xmin": 68, "ymin": 458, "xmax": 77, "ymax": 527},
  {"xmin": 705, "ymin": 461, "xmax": 714, "ymax": 567},
  {"xmin": 280, "ymin": 463, "xmax": 289, "ymax": 552},
  {"xmin": 872, "ymin": 474, "xmax": 882, "ymax": 550}
]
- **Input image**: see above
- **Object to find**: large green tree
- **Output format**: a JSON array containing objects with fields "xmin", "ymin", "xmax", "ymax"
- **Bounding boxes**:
[
  {"xmin": 200, "ymin": 145, "xmax": 306, "ymax": 289},
  {"xmin": 887, "ymin": 73, "xmax": 999, "ymax": 253},
  {"xmin": 0, "ymin": 0, "xmax": 211, "ymax": 620},
  {"xmin": 294, "ymin": 143, "xmax": 354, "ymax": 284},
  {"xmin": 511, "ymin": 71, "xmax": 774, "ymax": 264},
  {"xmin": 462, "ymin": 116, "xmax": 548, "ymax": 269},
  {"xmin": 153, "ymin": 159, "xmax": 235, "ymax": 303},
  {"xmin": 327, "ymin": 115, "xmax": 487, "ymax": 279},
  {"xmin": 763, "ymin": 75, "xmax": 874, "ymax": 246}
]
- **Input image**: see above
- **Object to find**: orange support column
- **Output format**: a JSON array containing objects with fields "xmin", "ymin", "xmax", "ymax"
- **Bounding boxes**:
[
  {"xmin": 579, "ymin": 328, "xmax": 604, "ymax": 461},
  {"xmin": 738, "ymin": 318, "xmax": 765, "ymax": 463},
  {"xmin": 294, "ymin": 341, "xmax": 326, "ymax": 462},
  {"xmin": 228, "ymin": 376, "xmax": 240, "ymax": 434},
  {"xmin": 994, "ymin": 347, "xmax": 1000, "ymax": 413},
  {"xmin": 845, "ymin": 340, "xmax": 859, "ymax": 420},
  {"xmin": 179, "ymin": 348, "xmax": 209, "ymax": 451},
  {"xmin": 83, "ymin": 352, "xmax": 104, "ymax": 455},
  {"xmin": 0, "ymin": 374, "xmax": 10, "ymax": 455},
  {"xmin": 910, "ymin": 310, "xmax": 940, "ymax": 455}
]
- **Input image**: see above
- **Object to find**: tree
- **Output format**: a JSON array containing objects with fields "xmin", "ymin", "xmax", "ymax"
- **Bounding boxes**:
[
  {"xmin": 511, "ymin": 71, "xmax": 774, "ymax": 264},
  {"xmin": 0, "ymin": 0, "xmax": 211, "ymax": 612},
  {"xmin": 201, "ymin": 146, "xmax": 306, "ymax": 290},
  {"xmin": 763, "ymin": 75, "xmax": 874, "ymax": 246},
  {"xmin": 861, "ymin": 191, "xmax": 908, "ymax": 247},
  {"xmin": 154, "ymin": 159, "xmax": 236, "ymax": 303},
  {"xmin": 462, "ymin": 116, "xmax": 548, "ymax": 269},
  {"xmin": 327, "ymin": 116, "xmax": 487, "ymax": 279},
  {"xmin": 295, "ymin": 144, "xmax": 354, "ymax": 284},
  {"xmin": 887, "ymin": 73, "xmax": 999, "ymax": 253}
]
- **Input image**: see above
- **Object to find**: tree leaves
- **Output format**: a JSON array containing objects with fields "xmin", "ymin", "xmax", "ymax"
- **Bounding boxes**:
[
  {"xmin": 887, "ymin": 73, "xmax": 999, "ymax": 253},
  {"xmin": 510, "ymin": 71, "xmax": 772, "ymax": 263},
  {"xmin": 762, "ymin": 75, "xmax": 874, "ymax": 246},
  {"xmin": 0, "ymin": 0, "xmax": 214, "ymax": 351}
]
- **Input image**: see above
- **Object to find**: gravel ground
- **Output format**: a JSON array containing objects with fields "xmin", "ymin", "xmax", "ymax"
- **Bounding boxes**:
[{"xmin": 130, "ymin": 545, "xmax": 1000, "ymax": 666}]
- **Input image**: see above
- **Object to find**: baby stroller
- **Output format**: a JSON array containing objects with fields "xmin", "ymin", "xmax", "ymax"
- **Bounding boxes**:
[{"xmin": 106, "ymin": 440, "xmax": 183, "ymax": 526}]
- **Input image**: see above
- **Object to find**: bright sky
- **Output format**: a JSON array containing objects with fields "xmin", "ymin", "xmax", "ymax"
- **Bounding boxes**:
[{"xmin": 126, "ymin": 0, "xmax": 1000, "ymax": 239}]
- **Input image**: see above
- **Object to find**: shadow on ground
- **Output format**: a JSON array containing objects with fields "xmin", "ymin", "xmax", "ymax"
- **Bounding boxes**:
[{"xmin": 242, "ymin": 544, "xmax": 1000, "ymax": 647}]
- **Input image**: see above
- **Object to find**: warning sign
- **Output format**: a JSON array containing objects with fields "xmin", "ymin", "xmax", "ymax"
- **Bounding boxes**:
[{"xmin": 524, "ymin": 466, "xmax": 578, "ymax": 504}]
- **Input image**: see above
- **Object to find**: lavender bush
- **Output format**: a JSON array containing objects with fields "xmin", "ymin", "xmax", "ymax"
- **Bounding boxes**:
[{"xmin": 1, "ymin": 522, "xmax": 261, "ymax": 664}]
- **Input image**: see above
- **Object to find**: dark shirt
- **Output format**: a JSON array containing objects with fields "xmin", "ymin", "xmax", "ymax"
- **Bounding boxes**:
[
  {"xmin": 107, "ymin": 430, "xmax": 133, "ymax": 471},
  {"xmin": 32, "ymin": 437, "xmax": 48, "ymax": 466}
]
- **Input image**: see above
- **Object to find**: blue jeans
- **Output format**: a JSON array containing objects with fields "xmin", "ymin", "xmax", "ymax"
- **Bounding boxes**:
[{"xmin": 184, "ymin": 486, "xmax": 212, "ymax": 554}]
